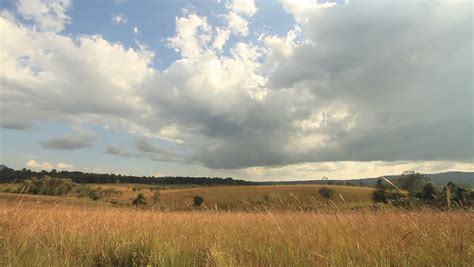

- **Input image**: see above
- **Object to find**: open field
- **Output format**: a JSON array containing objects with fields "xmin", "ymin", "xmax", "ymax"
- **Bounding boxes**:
[
  {"xmin": 93, "ymin": 184, "xmax": 375, "ymax": 210},
  {"xmin": 0, "ymin": 194, "xmax": 472, "ymax": 266},
  {"xmin": 0, "ymin": 183, "xmax": 376, "ymax": 210}
]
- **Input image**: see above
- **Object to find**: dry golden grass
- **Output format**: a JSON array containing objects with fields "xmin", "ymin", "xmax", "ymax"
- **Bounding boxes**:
[
  {"xmin": 0, "ymin": 195, "xmax": 472, "ymax": 266},
  {"xmin": 93, "ymin": 184, "xmax": 375, "ymax": 210}
]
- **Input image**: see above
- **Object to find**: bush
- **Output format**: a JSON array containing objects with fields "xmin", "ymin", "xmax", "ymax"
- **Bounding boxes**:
[
  {"xmin": 20, "ymin": 176, "xmax": 75, "ymax": 196},
  {"xmin": 193, "ymin": 196, "xmax": 204, "ymax": 207},
  {"xmin": 133, "ymin": 193, "xmax": 146, "ymax": 208},
  {"xmin": 319, "ymin": 187, "xmax": 334, "ymax": 199},
  {"xmin": 373, "ymin": 189, "xmax": 388, "ymax": 203}
]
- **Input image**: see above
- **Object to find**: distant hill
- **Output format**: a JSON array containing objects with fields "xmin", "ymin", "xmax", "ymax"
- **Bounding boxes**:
[
  {"xmin": 270, "ymin": 171, "xmax": 473, "ymax": 187},
  {"xmin": 362, "ymin": 172, "xmax": 473, "ymax": 187},
  {"xmin": 0, "ymin": 165, "xmax": 6, "ymax": 171}
]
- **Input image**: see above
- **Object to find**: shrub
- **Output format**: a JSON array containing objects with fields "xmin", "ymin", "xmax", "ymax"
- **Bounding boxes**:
[
  {"xmin": 193, "ymin": 196, "xmax": 204, "ymax": 207},
  {"xmin": 132, "ymin": 193, "xmax": 146, "ymax": 208},
  {"xmin": 373, "ymin": 189, "xmax": 388, "ymax": 203},
  {"xmin": 20, "ymin": 176, "xmax": 75, "ymax": 196},
  {"xmin": 319, "ymin": 187, "xmax": 334, "ymax": 200}
]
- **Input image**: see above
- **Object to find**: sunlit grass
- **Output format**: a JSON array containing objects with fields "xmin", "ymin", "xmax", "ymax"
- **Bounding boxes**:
[
  {"xmin": 92, "ymin": 184, "xmax": 375, "ymax": 210},
  {"xmin": 1, "ymin": 196, "xmax": 472, "ymax": 266}
]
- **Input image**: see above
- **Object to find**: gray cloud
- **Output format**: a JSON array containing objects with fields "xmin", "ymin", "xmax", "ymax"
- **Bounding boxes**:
[
  {"xmin": 106, "ymin": 144, "xmax": 134, "ymax": 157},
  {"xmin": 41, "ymin": 128, "xmax": 97, "ymax": 150},
  {"xmin": 106, "ymin": 138, "xmax": 183, "ymax": 162},
  {"xmin": 155, "ymin": 0, "xmax": 472, "ymax": 169}
]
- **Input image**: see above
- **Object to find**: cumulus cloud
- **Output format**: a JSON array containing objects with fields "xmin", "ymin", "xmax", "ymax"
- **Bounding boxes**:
[
  {"xmin": 2, "ymin": 1, "xmax": 473, "ymax": 173},
  {"xmin": 0, "ymin": 13, "xmax": 154, "ymax": 129},
  {"xmin": 41, "ymin": 128, "xmax": 97, "ymax": 150},
  {"xmin": 16, "ymin": 0, "xmax": 71, "ymax": 32},
  {"xmin": 26, "ymin": 159, "xmax": 74, "ymax": 171},
  {"xmin": 225, "ymin": 12, "xmax": 250, "ymax": 36},
  {"xmin": 227, "ymin": 0, "xmax": 257, "ymax": 16},
  {"xmin": 223, "ymin": 0, "xmax": 257, "ymax": 37}
]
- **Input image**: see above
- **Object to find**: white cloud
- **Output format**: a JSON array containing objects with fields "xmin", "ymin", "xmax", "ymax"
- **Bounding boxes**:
[
  {"xmin": 26, "ymin": 159, "xmax": 74, "ymax": 171},
  {"xmin": 281, "ymin": 0, "xmax": 336, "ymax": 23},
  {"xmin": 212, "ymin": 27, "xmax": 230, "ymax": 51},
  {"xmin": 112, "ymin": 13, "xmax": 127, "ymax": 24},
  {"xmin": 133, "ymin": 26, "xmax": 139, "ymax": 35},
  {"xmin": 225, "ymin": 12, "xmax": 249, "ymax": 36},
  {"xmin": 168, "ymin": 14, "xmax": 212, "ymax": 58},
  {"xmin": 0, "ymin": 15, "xmax": 154, "ymax": 129},
  {"xmin": 227, "ymin": 0, "xmax": 257, "ymax": 16},
  {"xmin": 16, "ymin": 0, "xmax": 71, "ymax": 32}
]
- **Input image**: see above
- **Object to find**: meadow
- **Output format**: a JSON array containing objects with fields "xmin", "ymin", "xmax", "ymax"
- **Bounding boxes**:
[
  {"xmin": 96, "ymin": 183, "xmax": 375, "ymax": 210},
  {"xmin": 0, "ymin": 192, "xmax": 472, "ymax": 266}
]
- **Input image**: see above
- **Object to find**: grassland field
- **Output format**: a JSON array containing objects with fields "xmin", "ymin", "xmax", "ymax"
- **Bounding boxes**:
[
  {"xmin": 98, "ymin": 184, "xmax": 375, "ymax": 210},
  {"xmin": 0, "ymin": 183, "xmax": 376, "ymax": 210},
  {"xmin": 0, "ymin": 184, "xmax": 472, "ymax": 266}
]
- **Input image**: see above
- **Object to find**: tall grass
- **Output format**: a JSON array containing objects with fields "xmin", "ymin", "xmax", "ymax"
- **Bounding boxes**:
[{"xmin": 0, "ymin": 198, "xmax": 472, "ymax": 266}]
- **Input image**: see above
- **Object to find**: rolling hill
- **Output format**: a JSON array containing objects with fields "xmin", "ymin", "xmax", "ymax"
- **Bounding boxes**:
[{"xmin": 274, "ymin": 171, "xmax": 473, "ymax": 187}]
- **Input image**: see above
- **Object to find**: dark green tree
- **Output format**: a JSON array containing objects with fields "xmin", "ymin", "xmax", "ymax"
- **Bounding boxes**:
[
  {"xmin": 373, "ymin": 188, "xmax": 388, "ymax": 203},
  {"xmin": 132, "ymin": 193, "xmax": 147, "ymax": 208},
  {"xmin": 319, "ymin": 187, "xmax": 335, "ymax": 200},
  {"xmin": 376, "ymin": 179, "xmax": 388, "ymax": 190},
  {"xmin": 396, "ymin": 172, "xmax": 428, "ymax": 194},
  {"xmin": 421, "ymin": 183, "xmax": 437, "ymax": 200},
  {"xmin": 193, "ymin": 196, "xmax": 204, "ymax": 207}
]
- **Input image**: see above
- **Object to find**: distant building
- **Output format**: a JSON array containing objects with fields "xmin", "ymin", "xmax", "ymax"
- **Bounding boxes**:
[{"xmin": 402, "ymin": 170, "xmax": 415, "ymax": 175}]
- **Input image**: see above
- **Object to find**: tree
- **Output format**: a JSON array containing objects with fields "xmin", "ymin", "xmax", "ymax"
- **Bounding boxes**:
[
  {"xmin": 376, "ymin": 179, "xmax": 388, "ymax": 190},
  {"xmin": 132, "ymin": 193, "xmax": 146, "ymax": 208},
  {"xmin": 421, "ymin": 183, "xmax": 437, "ymax": 201},
  {"xmin": 319, "ymin": 187, "xmax": 334, "ymax": 200},
  {"xmin": 373, "ymin": 188, "xmax": 388, "ymax": 203},
  {"xmin": 396, "ymin": 172, "xmax": 427, "ymax": 194},
  {"xmin": 193, "ymin": 196, "xmax": 204, "ymax": 207}
]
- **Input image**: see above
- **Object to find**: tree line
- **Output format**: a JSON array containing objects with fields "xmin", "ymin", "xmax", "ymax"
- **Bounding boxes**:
[
  {"xmin": 0, "ymin": 167, "xmax": 255, "ymax": 185},
  {"xmin": 373, "ymin": 172, "xmax": 473, "ymax": 209}
]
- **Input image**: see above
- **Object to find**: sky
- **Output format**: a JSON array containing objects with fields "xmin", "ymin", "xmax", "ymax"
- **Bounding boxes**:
[{"xmin": 0, "ymin": 0, "xmax": 472, "ymax": 181}]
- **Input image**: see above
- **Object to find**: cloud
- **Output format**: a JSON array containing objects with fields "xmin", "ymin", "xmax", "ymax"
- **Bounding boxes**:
[
  {"xmin": 106, "ymin": 144, "xmax": 134, "ymax": 157},
  {"xmin": 2, "ymin": 1, "xmax": 473, "ymax": 172},
  {"xmin": 225, "ymin": 12, "xmax": 249, "ymax": 36},
  {"xmin": 112, "ymin": 13, "xmax": 127, "ymax": 24},
  {"xmin": 26, "ymin": 159, "xmax": 74, "ymax": 171},
  {"xmin": 16, "ymin": 0, "xmax": 71, "ymax": 32},
  {"xmin": 135, "ymin": 137, "xmax": 182, "ymax": 162},
  {"xmin": 168, "ymin": 14, "xmax": 212, "ymax": 58},
  {"xmin": 227, "ymin": 0, "xmax": 257, "ymax": 16},
  {"xmin": 280, "ymin": 0, "xmax": 336, "ymax": 23},
  {"xmin": 41, "ymin": 128, "xmax": 97, "ymax": 150},
  {"xmin": 133, "ymin": 26, "xmax": 139, "ymax": 35},
  {"xmin": 223, "ymin": 0, "xmax": 256, "ymax": 37},
  {"xmin": 152, "ymin": 1, "xmax": 472, "ymax": 169},
  {"xmin": 106, "ymin": 138, "xmax": 182, "ymax": 162},
  {"xmin": 0, "ymin": 14, "xmax": 154, "ymax": 129}
]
